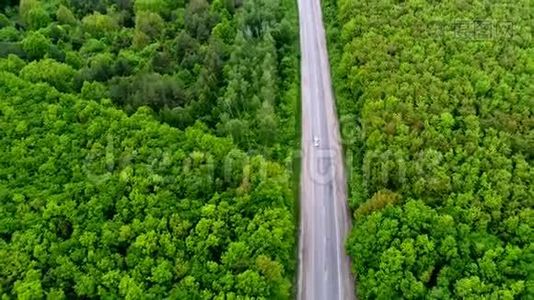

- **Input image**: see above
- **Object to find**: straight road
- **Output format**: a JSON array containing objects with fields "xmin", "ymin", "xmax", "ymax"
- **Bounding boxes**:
[{"xmin": 297, "ymin": 0, "xmax": 355, "ymax": 299}]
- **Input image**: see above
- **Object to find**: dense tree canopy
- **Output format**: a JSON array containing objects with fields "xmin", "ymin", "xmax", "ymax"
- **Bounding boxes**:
[
  {"xmin": 0, "ymin": 0, "xmax": 299, "ymax": 298},
  {"xmin": 0, "ymin": 73, "xmax": 296, "ymax": 298},
  {"xmin": 0, "ymin": 0, "xmax": 299, "ymax": 157},
  {"xmin": 324, "ymin": 0, "xmax": 533, "ymax": 298}
]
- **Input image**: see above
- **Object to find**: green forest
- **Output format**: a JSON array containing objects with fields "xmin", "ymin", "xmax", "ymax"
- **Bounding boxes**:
[
  {"xmin": 2, "ymin": 0, "xmax": 533, "ymax": 298},
  {"xmin": 324, "ymin": 0, "xmax": 533, "ymax": 298},
  {"xmin": 0, "ymin": 0, "xmax": 299, "ymax": 298}
]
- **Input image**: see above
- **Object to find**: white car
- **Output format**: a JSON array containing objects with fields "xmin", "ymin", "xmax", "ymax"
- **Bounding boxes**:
[{"xmin": 313, "ymin": 136, "xmax": 320, "ymax": 147}]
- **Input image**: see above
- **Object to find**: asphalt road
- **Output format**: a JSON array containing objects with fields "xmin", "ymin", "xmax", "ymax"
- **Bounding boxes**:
[{"xmin": 297, "ymin": 0, "xmax": 355, "ymax": 299}]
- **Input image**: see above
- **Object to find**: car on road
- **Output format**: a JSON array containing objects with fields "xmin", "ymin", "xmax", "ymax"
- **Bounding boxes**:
[{"xmin": 313, "ymin": 136, "xmax": 320, "ymax": 147}]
